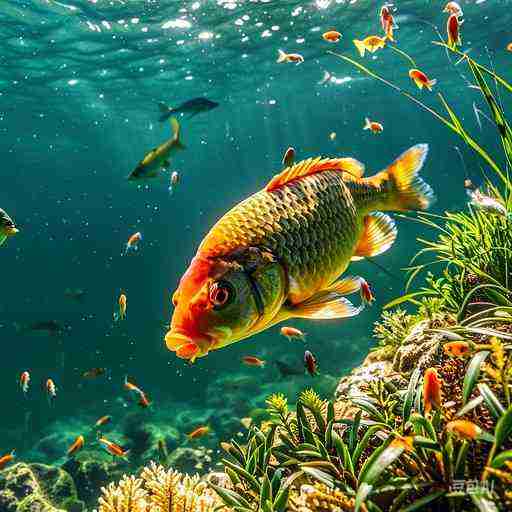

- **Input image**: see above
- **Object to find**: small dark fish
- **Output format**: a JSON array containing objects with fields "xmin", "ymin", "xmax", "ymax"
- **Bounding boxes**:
[
  {"xmin": 158, "ymin": 98, "xmax": 219, "ymax": 121},
  {"xmin": 64, "ymin": 288, "xmax": 86, "ymax": 302},
  {"xmin": 15, "ymin": 320, "xmax": 67, "ymax": 336},
  {"xmin": 275, "ymin": 360, "xmax": 303, "ymax": 379},
  {"xmin": 304, "ymin": 350, "xmax": 319, "ymax": 376},
  {"xmin": 82, "ymin": 367, "xmax": 106, "ymax": 379}
]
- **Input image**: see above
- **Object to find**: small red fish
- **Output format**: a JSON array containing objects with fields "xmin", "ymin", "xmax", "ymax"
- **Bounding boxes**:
[
  {"xmin": 124, "ymin": 232, "xmax": 142, "ymax": 256},
  {"xmin": 280, "ymin": 326, "xmax": 306, "ymax": 341},
  {"xmin": 124, "ymin": 376, "xmax": 143, "ymax": 395},
  {"xmin": 276, "ymin": 49, "xmax": 304, "ymax": 64},
  {"xmin": 360, "ymin": 278, "xmax": 375, "ymax": 305},
  {"xmin": 447, "ymin": 14, "xmax": 462, "ymax": 49},
  {"xmin": 422, "ymin": 368, "xmax": 442, "ymax": 414},
  {"xmin": 98, "ymin": 437, "xmax": 129, "ymax": 458},
  {"xmin": 409, "ymin": 69, "xmax": 437, "ymax": 91},
  {"xmin": 20, "ymin": 371, "xmax": 30, "ymax": 395},
  {"xmin": 304, "ymin": 350, "xmax": 318, "ymax": 376},
  {"xmin": 0, "ymin": 450, "xmax": 15, "ymax": 470},
  {"xmin": 380, "ymin": 4, "xmax": 398, "ymax": 42},
  {"xmin": 322, "ymin": 30, "xmax": 342, "ymax": 43},
  {"xmin": 187, "ymin": 426, "xmax": 210, "ymax": 440},
  {"xmin": 242, "ymin": 356, "xmax": 266, "ymax": 367},
  {"xmin": 363, "ymin": 118, "xmax": 384, "ymax": 134},
  {"xmin": 67, "ymin": 435, "xmax": 85, "ymax": 456},
  {"xmin": 95, "ymin": 415, "xmax": 112, "ymax": 427},
  {"xmin": 46, "ymin": 378, "xmax": 57, "ymax": 404}
]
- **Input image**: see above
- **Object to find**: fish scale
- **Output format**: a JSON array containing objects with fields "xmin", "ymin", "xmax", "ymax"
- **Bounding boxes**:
[{"xmin": 200, "ymin": 170, "xmax": 362, "ymax": 303}]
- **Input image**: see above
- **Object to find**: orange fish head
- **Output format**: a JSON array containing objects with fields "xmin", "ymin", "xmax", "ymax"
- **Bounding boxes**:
[{"xmin": 165, "ymin": 251, "xmax": 286, "ymax": 361}]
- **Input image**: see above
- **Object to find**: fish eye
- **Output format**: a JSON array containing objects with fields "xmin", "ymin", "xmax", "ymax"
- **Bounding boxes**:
[{"xmin": 209, "ymin": 280, "xmax": 234, "ymax": 309}]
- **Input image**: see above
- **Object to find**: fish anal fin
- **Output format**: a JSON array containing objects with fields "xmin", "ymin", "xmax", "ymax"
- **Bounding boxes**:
[
  {"xmin": 266, "ymin": 157, "xmax": 365, "ymax": 192},
  {"xmin": 354, "ymin": 212, "xmax": 397, "ymax": 258},
  {"xmin": 290, "ymin": 289, "xmax": 364, "ymax": 320}
]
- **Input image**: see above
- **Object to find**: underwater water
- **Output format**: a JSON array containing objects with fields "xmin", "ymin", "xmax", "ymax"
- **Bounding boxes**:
[{"xmin": 1, "ymin": 0, "xmax": 511, "ymax": 500}]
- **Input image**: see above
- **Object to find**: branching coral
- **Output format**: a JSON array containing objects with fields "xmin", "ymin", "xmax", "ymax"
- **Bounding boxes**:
[
  {"xmin": 289, "ymin": 483, "xmax": 355, "ymax": 512},
  {"xmin": 96, "ymin": 463, "xmax": 226, "ymax": 512}
]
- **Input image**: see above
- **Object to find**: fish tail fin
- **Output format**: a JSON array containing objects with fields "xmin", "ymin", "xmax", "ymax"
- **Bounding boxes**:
[
  {"xmin": 276, "ymin": 49, "xmax": 287, "ymax": 63},
  {"xmin": 158, "ymin": 102, "xmax": 173, "ymax": 122},
  {"xmin": 353, "ymin": 39, "xmax": 366, "ymax": 57},
  {"xmin": 369, "ymin": 144, "xmax": 434, "ymax": 211},
  {"xmin": 171, "ymin": 117, "xmax": 186, "ymax": 150},
  {"xmin": 426, "ymin": 78, "xmax": 437, "ymax": 91},
  {"xmin": 363, "ymin": 117, "xmax": 371, "ymax": 130}
]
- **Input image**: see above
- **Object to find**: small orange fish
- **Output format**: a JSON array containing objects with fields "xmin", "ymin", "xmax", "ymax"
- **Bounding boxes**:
[
  {"xmin": 276, "ymin": 49, "xmax": 304, "ymax": 64},
  {"xmin": 242, "ymin": 356, "xmax": 266, "ymax": 367},
  {"xmin": 98, "ymin": 437, "xmax": 129, "ymax": 458},
  {"xmin": 446, "ymin": 420, "xmax": 481, "ymax": 440},
  {"xmin": 409, "ymin": 69, "xmax": 437, "ymax": 91},
  {"xmin": 443, "ymin": 341, "xmax": 471, "ymax": 357},
  {"xmin": 20, "ymin": 371, "xmax": 30, "ymax": 395},
  {"xmin": 124, "ymin": 231, "xmax": 142, "ymax": 256},
  {"xmin": 46, "ymin": 378, "xmax": 57, "ymax": 403},
  {"xmin": 353, "ymin": 35, "xmax": 386, "ymax": 57},
  {"xmin": 114, "ymin": 293, "xmax": 127, "ymax": 322},
  {"xmin": 322, "ymin": 30, "xmax": 342, "ymax": 43},
  {"xmin": 447, "ymin": 14, "xmax": 462, "ymax": 49},
  {"xmin": 422, "ymin": 368, "xmax": 442, "ymax": 414},
  {"xmin": 443, "ymin": 1, "xmax": 463, "ymax": 17},
  {"xmin": 95, "ymin": 415, "xmax": 112, "ymax": 427},
  {"xmin": 82, "ymin": 367, "xmax": 106, "ymax": 379},
  {"xmin": 67, "ymin": 435, "xmax": 85, "ymax": 456},
  {"xmin": 363, "ymin": 118, "xmax": 384, "ymax": 134},
  {"xmin": 169, "ymin": 171, "xmax": 180, "ymax": 196},
  {"xmin": 380, "ymin": 4, "xmax": 398, "ymax": 42},
  {"xmin": 360, "ymin": 278, "xmax": 375, "ymax": 305},
  {"xmin": 280, "ymin": 326, "xmax": 306, "ymax": 341},
  {"xmin": 507, "ymin": 42, "xmax": 512, "ymax": 52},
  {"xmin": 187, "ymin": 426, "xmax": 210, "ymax": 440},
  {"xmin": 0, "ymin": 450, "xmax": 15, "ymax": 470}
]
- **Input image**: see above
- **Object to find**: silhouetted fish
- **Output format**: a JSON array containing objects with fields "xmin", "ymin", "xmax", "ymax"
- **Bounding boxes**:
[
  {"xmin": 275, "ymin": 360, "xmax": 303, "ymax": 379},
  {"xmin": 158, "ymin": 98, "xmax": 219, "ymax": 121},
  {"xmin": 14, "ymin": 320, "xmax": 68, "ymax": 336}
]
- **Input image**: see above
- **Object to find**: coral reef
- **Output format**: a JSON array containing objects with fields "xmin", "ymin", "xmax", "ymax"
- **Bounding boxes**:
[
  {"xmin": 0, "ymin": 462, "xmax": 84, "ymax": 512},
  {"xmin": 96, "ymin": 462, "xmax": 226, "ymax": 512}
]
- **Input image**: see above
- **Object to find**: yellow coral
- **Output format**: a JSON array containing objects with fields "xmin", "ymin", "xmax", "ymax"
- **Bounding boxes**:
[
  {"xmin": 290, "ymin": 483, "xmax": 356, "ymax": 512},
  {"xmin": 97, "ymin": 475, "xmax": 147, "ymax": 512},
  {"xmin": 96, "ymin": 463, "xmax": 227, "ymax": 512}
]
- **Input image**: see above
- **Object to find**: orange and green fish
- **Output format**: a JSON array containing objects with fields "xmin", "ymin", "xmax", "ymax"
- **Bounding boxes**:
[
  {"xmin": 165, "ymin": 144, "xmax": 433, "ymax": 361},
  {"xmin": 0, "ymin": 208, "xmax": 18, "ymax": 247}
]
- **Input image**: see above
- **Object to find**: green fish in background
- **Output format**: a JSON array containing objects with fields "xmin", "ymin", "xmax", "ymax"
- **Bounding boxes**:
[
  {"xmin": 0, "ymin": 208, "xmax": 18, "ymax": 246},
  {"xmin": 128, "ymin": 117, "xmax": 185, "ymax": 181}
]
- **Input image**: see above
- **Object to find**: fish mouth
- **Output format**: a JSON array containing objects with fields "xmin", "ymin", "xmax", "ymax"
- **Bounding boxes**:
[
  {"xmin": 164, "ymin": 328, "xmax": 213, "ymax": 361},
  {"xmin": 5, "ymin": 227, "xmax": 18, "ymax": 235}
]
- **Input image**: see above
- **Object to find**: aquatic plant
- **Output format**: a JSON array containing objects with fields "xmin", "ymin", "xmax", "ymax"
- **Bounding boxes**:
[
  {"xmin": 96, "ymin": 463, "xmax": 225, "ymax": 512},
  {"xmin": 373, "ymin": 308, "xmax": 416, "ymax": 350}
]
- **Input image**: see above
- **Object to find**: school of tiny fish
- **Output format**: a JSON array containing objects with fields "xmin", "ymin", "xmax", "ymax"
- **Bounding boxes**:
[{"xmin": 0, "ymin": 0, "xmax": 509, "ymax": 470}]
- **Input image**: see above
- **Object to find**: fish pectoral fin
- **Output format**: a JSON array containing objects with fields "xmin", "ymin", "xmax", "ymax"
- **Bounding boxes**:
[
  {"xmin": 353, "ymin": 212, "xmax": 397, "ymax": 259},
  {"xmin": 290, "ymin": 290, "xmax": 364, "ymax": 320},
  {"xmin": 328, "ymin": 275, "xmax": 363, "ymax": 295}
]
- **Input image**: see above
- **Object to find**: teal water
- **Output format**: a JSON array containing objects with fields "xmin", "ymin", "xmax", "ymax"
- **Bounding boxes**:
[{"xmin": 0, "ymin": 0, "xmax": 509, "ymax": 488}]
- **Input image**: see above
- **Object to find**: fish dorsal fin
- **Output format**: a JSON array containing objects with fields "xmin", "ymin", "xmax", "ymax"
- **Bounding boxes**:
[{"xmin": 265, "ymin": 157, "xmax": 365, "ymax": 192}]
